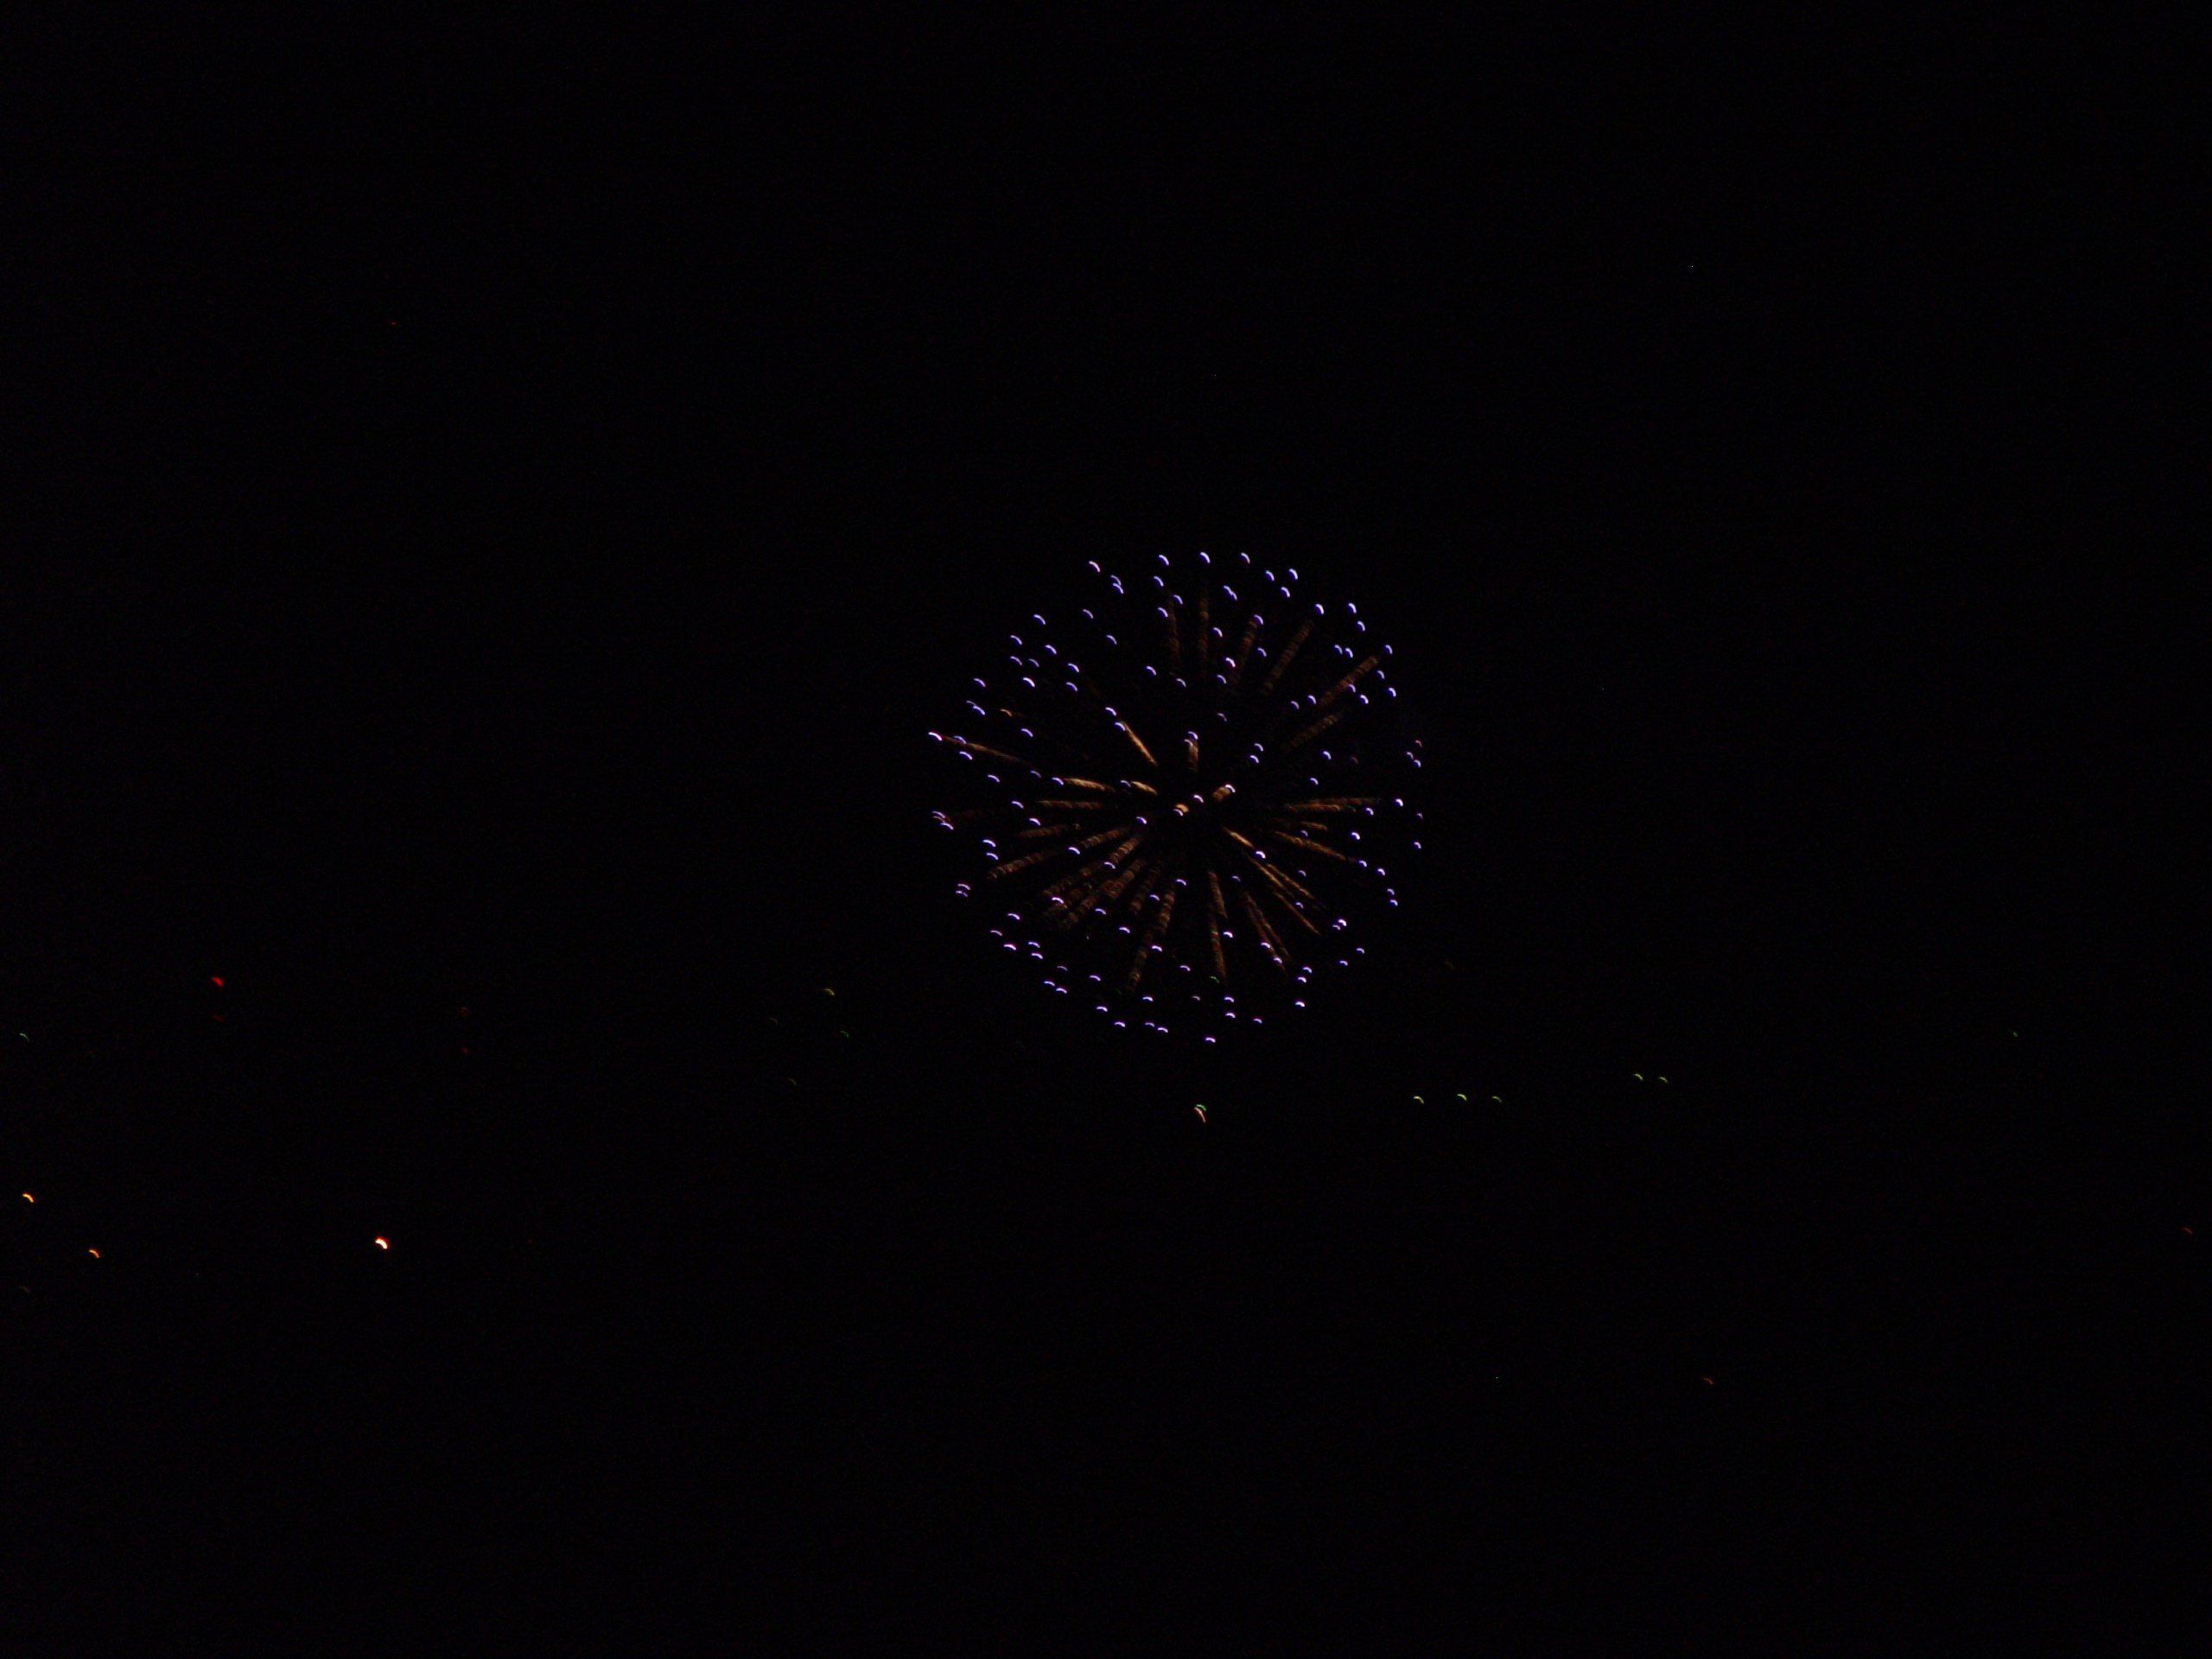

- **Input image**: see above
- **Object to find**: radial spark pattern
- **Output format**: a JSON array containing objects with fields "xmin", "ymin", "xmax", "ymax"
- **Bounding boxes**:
[{"xmin": 931, "ymin": 551, "xmax": 1423, "ymax": 1037}]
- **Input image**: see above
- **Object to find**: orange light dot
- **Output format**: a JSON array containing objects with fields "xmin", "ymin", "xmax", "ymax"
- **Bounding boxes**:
[
  {"xmin": 1701, "ymin": 1376, "xmax": 1714, "ymax": 1385},
  {"xmin": 20, "ymin": 1193, "xmax": 30, "ymax": 1203},
  {"xmin": 374, "ymin": 1236, "xmax": 389, "ymax": 1249},
  {"xmin": 87, "ymin": 1249, "xmax": 99, "ymax": 1259}
]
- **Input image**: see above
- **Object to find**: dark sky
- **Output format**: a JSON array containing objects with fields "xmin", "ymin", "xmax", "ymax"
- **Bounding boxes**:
[{"xmin": 4, "ymin": 14, "xmax": 2204, "ymax": 1653}]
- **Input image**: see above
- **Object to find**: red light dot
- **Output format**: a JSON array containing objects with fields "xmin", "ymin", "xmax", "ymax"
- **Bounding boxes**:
[{"xmin": 211, "ymin": 976, "xmax": 224, "ymax": 987}]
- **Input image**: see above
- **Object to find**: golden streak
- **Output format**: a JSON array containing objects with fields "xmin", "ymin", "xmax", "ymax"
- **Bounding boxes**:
[
  {"xmin": 1040, "ymin": 863, "xmax": 1103, "ymax": 902},
  {"xmin": 1255, "ymin": 614, "xmax": 1314, "ymax": 696},
  {"xmin": 1241, "ymin": 890, "xmax": 1294, "ymax": 971},
  {"xmin": 1249, "ymin": 852, "xmax": 1321, "ymax": 903},
  {"xmin": 1055, "ymin": 840, "xmax": 1148, "ymax": 922},
  {"xmin": 1034, "ymin": 799, "xmax": 1111, "ymax": 811},
  {"xmin": 1116, "ymin": 721, "xmax": 1160, "ymax": 770},
  {"xmin": 1089, "ymin": 855, "xmax": 1149, "ymax": 919},
  {"xmin": 1014, "ymin": 821, "xmax": 1083, "ymax": 841},
  {"xmin": 1126, "ymin": 778, "xmax": 1160, "ymax": 796},
  {"xmin": 1317, "ymin": 653, "xmax": 1383, "ymax": 707},
  {"xmin": 1144, "ymin": 880, "xmax": 1179, "ymax": 944},
  {"xmin": 1268, "ymin": 829, "xmax": 1360, "ymax": 864},
  {"xmin": 1122, "ymin": 946, "xmax": 1153, "ymax": 992},
  {"xmin": 988, "ymin": 845, "xmax": 1065, "ymax": 878},
  {"xmin": 1074, "ymin": 823, "xmax": 1136, "ymax": 853},
  {"xmin": 1195, "ymin": 590, "xmax": 1211, "ymax": 664},
  {"xmin": 1221, "ymin": 828, "xmax": 1259, "ymax": 850},
  {"xmin": 1206, "ymin": 871, "xmax": 1230, "ymax": 979},
  {"xmin": 1253, "ymin": 861, "xmax": 1326, "ymax": 930},
  {"xmin": 1041, "ymin": 842, "xmax": 1128, "ymax": 895},
  {"xmin": 1058, "ymin": 777, "xmax": 1116, "ymax": 793},
  {"xmin": 1053, "ymin": 866, "xmax": 1122, "ymax": 924},
  {"xmin": 1224, "ymin": 613, "xmax": 1261, "ymax": 686},
  {"xmin": 1163, "ymin": 601, "xmax": 1181, "ymax": 666},
  {"xmin": 1185, "ymin": 733, "xmax": 1201, "ymax": 771},
  {"xmin": 1279, "ymin": 798, "xmax": 1389, "ymax": 812},
  {"xmin": 1282, "ymin": 706, "xmax": 1347, "ymax": 753},
  {"xmin": 1123, "ymin": 873, "xmax": 1179, "ymax": 990}
]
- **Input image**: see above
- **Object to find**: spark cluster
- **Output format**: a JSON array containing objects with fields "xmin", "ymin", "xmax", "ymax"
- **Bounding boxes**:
[{"xmin": 931, "ymin": 551, "xmax": 1422, "ymax": 1036}]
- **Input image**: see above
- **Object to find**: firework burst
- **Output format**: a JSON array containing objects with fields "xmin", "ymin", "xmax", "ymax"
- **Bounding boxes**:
[{"xmin": 931, "ymin": 552, "xmax": 1423, "ymax": 1037}]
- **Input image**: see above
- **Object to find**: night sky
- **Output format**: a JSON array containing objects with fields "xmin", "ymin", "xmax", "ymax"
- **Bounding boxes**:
[{"xmin": 6, "ymin": 15, "xmax": 2204, "ymax": 1654}]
